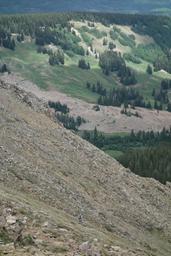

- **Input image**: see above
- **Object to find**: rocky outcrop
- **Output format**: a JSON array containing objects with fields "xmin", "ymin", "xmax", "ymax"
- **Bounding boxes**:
[{"xmin": 0, "ymin": 80, "xmax": 171, "ymax": 255}]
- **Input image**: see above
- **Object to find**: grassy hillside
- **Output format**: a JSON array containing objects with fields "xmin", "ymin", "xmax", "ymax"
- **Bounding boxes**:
[{"xmin": 1, "ymin": 16, "xmax": 171, "ymax": 105}]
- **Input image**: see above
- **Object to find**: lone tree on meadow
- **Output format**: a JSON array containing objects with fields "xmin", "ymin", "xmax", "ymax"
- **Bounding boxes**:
[{"xmin": 146, "ymin": 64, "xmax": 153, "ymax": 75}]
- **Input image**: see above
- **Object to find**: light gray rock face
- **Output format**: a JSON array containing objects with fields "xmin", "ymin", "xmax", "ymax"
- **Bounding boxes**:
[{"xmin": 0, "ymin": 79, "xmax": 171, "ymax": 256}]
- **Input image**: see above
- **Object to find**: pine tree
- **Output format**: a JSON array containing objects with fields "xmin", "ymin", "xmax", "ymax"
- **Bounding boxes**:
[{"xmin": 146, "ymin": 64, "xmax": 153, "ymax": 75}]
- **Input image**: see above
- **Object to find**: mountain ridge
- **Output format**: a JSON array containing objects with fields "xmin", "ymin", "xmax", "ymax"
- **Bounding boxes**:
[{"xmin": 1, "ymin": 0, "xmax": 171, "ymax": 14}]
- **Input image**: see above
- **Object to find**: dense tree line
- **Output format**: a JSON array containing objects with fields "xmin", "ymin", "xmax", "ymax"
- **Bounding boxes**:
[
  {"xmin": 119, "ymin": 144, "xmax": 171, "ymax": 184},
  {"xmin": 82, "ymin": 127, "xmax": 171, "ymax": 184},
  {"xmin": 0, "ymin": 32, "xmax": 15, "ymax": 50},
  {"xmin": 82, "ymin": 127, "xmax": 171, "ymax": 151},
  {"xmin": 99, "ymin": 51, "xmax": 137, "ymax": 85},
  {"xmin": 85, "ymin": 78, "xmax": 171, "ymax": 111},
  {"xmin": 153, "ymin": 55, "xmax": 171, "ymax": 74},
  {"xmin": 152, "ymin": 79, "xmax": 171, "ymax": 111},
  {"xmin": 97, "ymin": 87, "xmax": 146, "ymax": 108},
  {"xmin": 82, "ymin": 127, "xmax": 105, "ymax": 148}
]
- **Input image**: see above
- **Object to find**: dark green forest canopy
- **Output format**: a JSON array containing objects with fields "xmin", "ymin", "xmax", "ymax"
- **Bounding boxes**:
[
  {"xmin": 1, "ymin": 0, "xmax": 171, "ymax": 14},
  {"xmin": 82, "ymin": 128, "xmax": 171, "ymax": 184}
]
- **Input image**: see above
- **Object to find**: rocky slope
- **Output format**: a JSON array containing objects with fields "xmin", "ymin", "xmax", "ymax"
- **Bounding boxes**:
[
  {"xmin": 0, "ymin": 79, "xmax": 171, "ymax": 255},
  {"xmin": 2, "ymin": 74, "xmax": 171, "ymax": 134}
]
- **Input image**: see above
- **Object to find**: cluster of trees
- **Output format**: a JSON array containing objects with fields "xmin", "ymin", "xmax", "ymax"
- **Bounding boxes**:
[
  {"xmin": 82, "ymin": 127, "xmax": 171, "ymax": 184},
  {"xmin": 118, "ymin": 64, "xmax": 137, "ymax": 85},
  {"xmin": 108, "ymin": 42, "xmax": 116, "ymax": 50},
  {"xmin": 48, "ymin": 100, "xmax": 85, "ymax": 131},
  {"xmin": 37, "ymin": 45, "xmax": 65, "ymax": 66},
  {"xmin": 78, "ymin": 59, "xmax": 90, "ymax": 70},
  {"xmin": 0, "ymin": 64, "xmax": 9, "ymax": 73},
  {"xmin": 99, "ymin": 51, "xmax": 137, "ymax": 85},
  {"xmin": 152, "ymin": 79, "xmax": 171, "ymax": 111},
  {"xmin": 0, "ymin": 14, "xmax": 85, "ymax": 56},
  {"xmin": 77, "ymin": 13, "xmax": 171, "ymax": 73},
  {"xmin": 56, "ymin": 113, "xmax": 86, "ymax": 131},
  {"xmin": 97, "ymin": 87, "xmax": 146, "ymax": 108},
  {"xmin": 146, "ymin": 64, "xmax": 153, "ymax": 75},
  {"xmin": 16, "ymin": 33, "xmax": 25, "ymax": 43},
  {"xmin": 48, "ymin": 101, "xmax": 69, "ymax": 114},
  {"xmin": 82, "ymin": 127, "xmax": 105, "ymax": 148},
  {"xmin": 2, "ymin": 12, "xmax": 171, "ymax": 80},
  {"xmin": 35, "ymin": 26, "xmax": 85, "ymax": 56},
  {"xmin": 120, "ymin": 108, "xmax": 141, "ymax": 118},
  {"xmin": 0, "ymin": 32, "xmax": 15, "ymax": 50},
  {"xmin": 119, "ymin": 144, "xmax": 171, "ymax": 184},
  {"xmin": 153, "ymin": 55, "xmax": 171, "ymax": 74},
  {"xmin": 83, "ymin": 127, "xmax": 171, "ymax": 151},
  {"xmin": 1, "ymin": 12, "xmax": 171, "ymax": 73},
  {"xmin": 49, "ymin": 50, "xmax": 65, "ymax": 66},
  {"xmin": 123, "ymin": 53, "xmax": 141, "ymax": 64},
  {"xmin": 86, "ymin": 81, "xmax": 107, "ymax": 96},
  {"xmin": 85, "ymin": 78, "xmax": 171, "ymax": 112}
]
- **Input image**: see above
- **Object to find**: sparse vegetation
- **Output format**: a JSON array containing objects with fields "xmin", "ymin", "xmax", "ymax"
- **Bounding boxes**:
[{"xmin": 0, "ymin": 229, "xmax": 12, "ymax": 244}]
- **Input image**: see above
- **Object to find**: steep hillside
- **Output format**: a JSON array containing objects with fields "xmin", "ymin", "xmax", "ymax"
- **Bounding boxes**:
[{"xmin": 0, "ymin": 79, "xmax": 171, "ymax": 255}]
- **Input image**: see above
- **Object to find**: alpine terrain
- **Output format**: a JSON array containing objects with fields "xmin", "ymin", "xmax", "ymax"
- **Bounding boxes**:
[
  {"xmin": 0, "ymin": 4, "xmax": 171, "ymax": 256},
  {"xmin": 0, "ymin": 79, "xmax": 171, "ymax": 256}
]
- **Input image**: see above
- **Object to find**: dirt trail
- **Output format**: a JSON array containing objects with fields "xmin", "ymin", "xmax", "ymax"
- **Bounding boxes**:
[{"xmin": 2, "ymin": 73, "xmax": 171, "ymax": 133}]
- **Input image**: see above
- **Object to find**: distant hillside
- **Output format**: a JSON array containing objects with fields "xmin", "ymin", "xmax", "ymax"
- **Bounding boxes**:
[
  {"xmin": 0, "ymin": 0, "xmax": 171, "ymax": 14},
  {"xmin": 1, "ymin": 12, "xmax": 171, "ymax": 114}
]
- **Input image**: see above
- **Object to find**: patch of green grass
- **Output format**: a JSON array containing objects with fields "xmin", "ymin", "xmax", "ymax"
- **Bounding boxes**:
[
  {"xmin": 124, "ymin": 53, "xmax": 141, "ymax": 64},
  {"xmin": 78, "ymin": 27, "xmax": 93, "ymax": 45},
  {"xmin": 1, "ymin": 39, "xmax": 171, "ymax": 105},
  {"xmin": 110, "ymin": 30, "xmax": 119, "ymax": 41},
  {"xmin": 88, "ymin": 28, "xmax": 107, "ymax": 39},
  {"xmin": 133, "ymin": 43, "xmax": 165, "ymax": 63},
  {"xmin": 19, "ymin": 234, "xmax": 35, "ymax": 246},
  {"xmin": 104, "ymin": 149, "xmax": 123, "ymax": 159},
  {"xmin": 0, "ymin": 42, "xmax": 119, "ymax": 103},
  {"xmin": 0, "ymin": 230, "xmax": 12, "ymax": 244},
  {"xmin": 119, "ymin": 32, "xmax": 136, "ymax": 48},
  {"xmin": 79, "ymin": 26, "xmax": 107, "ymax": 39}
]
